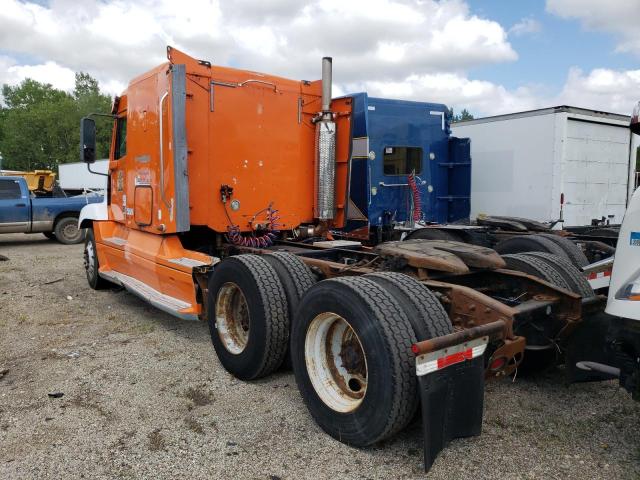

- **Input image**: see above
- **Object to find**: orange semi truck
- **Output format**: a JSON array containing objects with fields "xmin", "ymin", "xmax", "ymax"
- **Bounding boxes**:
[{"xmin": 78, "ymin": 47, "xmax": 604, "ymax": 470}]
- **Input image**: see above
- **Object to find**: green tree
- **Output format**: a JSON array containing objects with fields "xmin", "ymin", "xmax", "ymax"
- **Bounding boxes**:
[
  {"xmin": 72, "ymin": 72, "xmax": 113, "ymax": 162},
  {"xmin": 448, "ymin": 107, "xmax": 475, "ymax": 123},
  {"xmin": 0, "ymin": 73, "xmax": 112, "ymax": 171}
]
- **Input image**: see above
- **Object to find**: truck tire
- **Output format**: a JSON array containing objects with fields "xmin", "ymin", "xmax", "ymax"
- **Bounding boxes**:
[
  {"xmin": 535, "ymin": 234, "xmax": 589, "ymax": 268},
  {"xmin": 84, "ymin": 229, "xmax": 110, "ymax": 290},
  {"xmin": 54, "ymin": 216, "xmax": 84, "ymax": 245},
  {"xmin": 207, "ymin": 254, "xmax": 289, "ymax": 380},
  {"xmin": 291, "ymin": 276, "xmax": 417, "ymax": 446},
  {"xmin": 495, "ymin": 234, "xmax": 570, "ymax": 261},
  {"xmin": 364, "ymin": 272, "xmax": 452, "ymax": 341},
  {"xmin": 520, "ymin": 252, "xmax": 594, "ymax": 298},
  {"xmin": 405, "ymin": 228, "xmax": 462, "ymax": 242},
  {"xmin": 263, "ymin": 252, "xmax": 316, "ymax": 369},
  {"xmin": 501, "ymin": 253, "xmax": 572, "ymax": 291}
]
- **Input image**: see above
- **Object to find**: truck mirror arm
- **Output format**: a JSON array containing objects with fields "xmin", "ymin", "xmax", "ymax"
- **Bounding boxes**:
[
  {"xmin": 82, "ymin": 112, "xmax": 116, "ymax": 177},
  {"xmin": 87, "ymin": 163, "xmax": 109, "ymax": 178}
]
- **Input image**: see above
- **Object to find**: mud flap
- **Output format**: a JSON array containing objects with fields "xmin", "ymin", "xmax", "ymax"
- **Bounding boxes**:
[
  {"xmin": 419, "ymin": 355, "xmax": 485, "ymax": 471},
  {"xmin": 413, "ymin": 329, "xmax": 497, "ymax": 472}
]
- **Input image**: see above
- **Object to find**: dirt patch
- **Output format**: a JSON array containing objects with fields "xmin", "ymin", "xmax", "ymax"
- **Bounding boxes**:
[
  {"xmin": 183, "ymin": 386, "xmax": 214, "ymax": 407},
  {"xmin": 147, "ymin": 429, "xmax": 166, "ymax": 452},
  {"xmin": 185, "ymin": 417, "xmax": 205, "ymax": 435}
]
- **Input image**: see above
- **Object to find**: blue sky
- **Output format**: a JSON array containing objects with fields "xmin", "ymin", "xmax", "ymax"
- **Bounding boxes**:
[
  {"xmin": 469, "ymin": 0, "xmax": 637, "ymax": 93},
  {"xmin": 0, "ymin": 0, "xmax": 639, "ymax": 116}
]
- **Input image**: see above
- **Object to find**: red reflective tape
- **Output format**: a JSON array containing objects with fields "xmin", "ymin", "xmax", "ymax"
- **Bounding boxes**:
[
  {"xmin": 436, "ymin": 348, "xmax": 473, "ymax": 369},
  {"xmin": 588, "ymin": 270, "xmax": 612, "ymax": 280}
]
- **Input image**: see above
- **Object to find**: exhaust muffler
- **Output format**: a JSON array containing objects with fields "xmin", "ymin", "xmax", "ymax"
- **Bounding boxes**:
[{"xmin": 314, "ymin": 57, "xmax": 337, "ymax": 221}]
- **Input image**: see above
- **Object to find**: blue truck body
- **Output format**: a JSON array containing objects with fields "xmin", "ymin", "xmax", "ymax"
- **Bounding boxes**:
[
  {"xmin": 345, "ymin": 93, "xmax": 471, "ymax": 233},
  {"xmin": 0, "ymin": 176, "xmax": 102, "ymax": 242}
]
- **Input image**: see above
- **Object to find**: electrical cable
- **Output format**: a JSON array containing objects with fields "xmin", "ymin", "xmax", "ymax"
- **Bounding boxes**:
[
  {"xmin": 407, "ymin": 171, "xmax": 422, "ymax": 221},
  {"xmin": 223, "ymin": 201, "xmax": 281, "ymax": 247}
]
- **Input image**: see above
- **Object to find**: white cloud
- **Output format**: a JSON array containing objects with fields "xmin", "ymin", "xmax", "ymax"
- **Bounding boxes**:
[
  {"xmin": 345, "ymin": 73, "xmax": 542, "ymax": 116},
  {"xmin": 557, "ymin": 67, "xmax": 640, "ymax": 114},
  {"xmin": 0, "ymin": 57, "xmax": 77, "ymax": 93},
  {"xmin": 0, "ymin": 0, "xmax": 636, "ymax": 118},
  {"xmin": 346, "ymin": 66, "xmax": 640, "ymax": 117},
  {"xmin": 546, "ymin": 0, "xmax": 640, "ymax": 55},
  {"xmin": 509, "ymin": 17, "xmax": 542, "ymax": 37},
  {"xmin": 0, "ymin": 0, "xmax": 517, "ymax": 94}
]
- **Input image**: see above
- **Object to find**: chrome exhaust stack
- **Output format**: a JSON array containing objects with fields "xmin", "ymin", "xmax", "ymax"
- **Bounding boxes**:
[
  {"xmin": 314, "ymin": 57, "xmax": 337, "ymax": 221},
  {"xmin": 321, "ymin": 57, "xmax": 332, "ymax": 113}
]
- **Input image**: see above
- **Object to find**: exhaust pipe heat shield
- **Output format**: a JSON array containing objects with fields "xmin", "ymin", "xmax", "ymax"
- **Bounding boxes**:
[{"xmin": 315, "ymin": 119, "xmax": 336, "ymax": 220}]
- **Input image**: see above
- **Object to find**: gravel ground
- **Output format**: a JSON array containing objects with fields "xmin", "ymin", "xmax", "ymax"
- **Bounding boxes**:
[{"xmin": 0, "ymin": 233, "xmax": 638, "ymax": 479}]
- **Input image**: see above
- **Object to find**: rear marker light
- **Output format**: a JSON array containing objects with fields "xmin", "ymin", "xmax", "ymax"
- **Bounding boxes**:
[{"xmin": 489, "ymin": 356, "xmax": 506, "ymax": 371}]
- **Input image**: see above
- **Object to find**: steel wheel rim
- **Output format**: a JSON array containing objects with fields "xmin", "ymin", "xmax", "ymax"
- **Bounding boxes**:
[
  {"xmin": 63, "ymin": 222, "xmax": 80, "ymax": 242},
  {"xmin": 84, "ymin": 240, "xmax": 96, "ymax": 279},
  {"xmin": 215, "ymin": 282, "xmax": 250, "ymax": 354},
  {"xmin": 305, "ymin": 312, "xmax": 368, "ymax": 413}
]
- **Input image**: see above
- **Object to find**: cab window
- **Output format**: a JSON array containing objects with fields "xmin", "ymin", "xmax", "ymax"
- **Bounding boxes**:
[
  {"xmin": 383, "ymin": 146, "xmax": 422, "ymax": 175},
  {"xmin": 0, "ymin": 180, "xmax": 22, "ymax": 199},
  {"xmin": 114, "ymin": 117, "xmax": 127, "ymax": 159}
]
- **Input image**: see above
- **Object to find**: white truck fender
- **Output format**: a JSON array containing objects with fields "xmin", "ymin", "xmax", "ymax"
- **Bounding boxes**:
[
  {"xmin": 78, "ymin": 195, "xmax": 108, "ymax": 229},
  {"xmin": 606, "ymin": 187, "xmax": 640, "ymax": 321}
]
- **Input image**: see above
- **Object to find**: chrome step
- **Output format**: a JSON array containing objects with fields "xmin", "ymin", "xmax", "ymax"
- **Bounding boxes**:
[{"xmin": 100, "ymin": 270, "xmax": 198, "ymax": 321}]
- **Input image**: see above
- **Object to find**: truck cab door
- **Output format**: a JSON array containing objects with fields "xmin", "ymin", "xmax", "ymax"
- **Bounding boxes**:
[
  {"xmin": 0, "ymin": 178, "xmax": 30, "ymax": 233},
  {"xmin": 109, "ymin": 111, "xmax": 129, "ymax": 224}
]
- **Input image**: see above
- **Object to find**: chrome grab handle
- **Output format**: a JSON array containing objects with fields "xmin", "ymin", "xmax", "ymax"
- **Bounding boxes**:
[
  {"xmin": 237, "ymin": 79, "xmax": 278, "ymax": 92},
  {"xmin": 379, "ymin": 180, "xmax": 427, "ymax": 187}
]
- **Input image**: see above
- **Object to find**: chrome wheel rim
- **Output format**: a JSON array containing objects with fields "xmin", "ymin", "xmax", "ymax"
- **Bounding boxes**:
[
  {"xmin": 305, "ymin": 312, "xmax": 368, "ymax": 413},
  {"xmin": 215, "ymin": 282, "xmax": 250, "ymax": 354}
]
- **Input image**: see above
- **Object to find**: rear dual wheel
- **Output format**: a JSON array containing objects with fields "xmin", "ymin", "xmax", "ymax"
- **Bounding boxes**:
[
  {"xmin": 291, "ymin": 276, "xmax": 418, "ymax": 445},
  {"xmin": 263, "ymin": 252, "xmax": 317, "ymax": 370},
  {"xmin": 495, "ymin": 234, "xmax": 588, "ymax": 269},
  {"xmin": 208, "ymin": 255, "xmax": 451, "ymax": 446},
  {"xmin": 519, "ymin": 252, "xmax": 593, "ymax": 298},
  {"xmin": 207, "ymin": 254, "xmax": 290, "ymax": 380},
  {"xmin": 502, "ymin": 253, "xmax": 593, "ymax": 297},
  {"xmin": 291, "ymin": 274, "xmax": 451, "ymax": 446},
  {"xmin": 501, "ymin": 252, "xmax": 594, "ymax": 372}
]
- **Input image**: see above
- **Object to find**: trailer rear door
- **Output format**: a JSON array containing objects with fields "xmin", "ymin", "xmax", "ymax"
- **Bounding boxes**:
[{"xmin": 562, "ymin": 118, "xmax": 630, "ymax": 226}]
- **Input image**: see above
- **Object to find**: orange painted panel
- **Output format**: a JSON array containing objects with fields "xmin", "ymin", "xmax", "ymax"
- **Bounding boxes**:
[
  {"xmin": 134, "ymin": 186, "xmax": 153, "ymax": 226},
  {"xmin": 93, "ymin": 221, "xmax": 211, "ymax": 309},
  {"xmin": 106, "ymin": 48, "xmax": 352, "ymax": 236}
]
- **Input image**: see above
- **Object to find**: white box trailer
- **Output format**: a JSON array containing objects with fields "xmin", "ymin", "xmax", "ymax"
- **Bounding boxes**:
[
  {"xmin": 58, "ymin": 160, "xmax": 109, "ymax": 192},
  {"xmin": 452, "ymin": 106, "xmax": 639, "ymax": 227}
]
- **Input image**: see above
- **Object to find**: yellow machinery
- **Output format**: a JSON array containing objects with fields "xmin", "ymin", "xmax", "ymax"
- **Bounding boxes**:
[{"xmin": 0, "ymin": 170, "xmax": 57, "ymax": 193}]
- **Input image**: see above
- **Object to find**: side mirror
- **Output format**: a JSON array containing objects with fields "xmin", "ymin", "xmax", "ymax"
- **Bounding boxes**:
[{"xmin": 80, "ymin": 117, "xmax": 96, "ymax": 164}]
